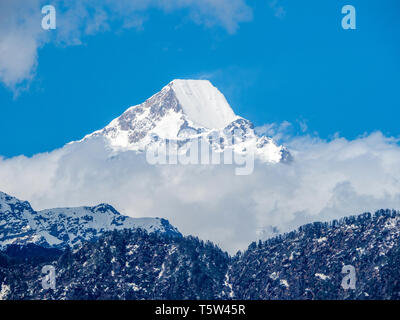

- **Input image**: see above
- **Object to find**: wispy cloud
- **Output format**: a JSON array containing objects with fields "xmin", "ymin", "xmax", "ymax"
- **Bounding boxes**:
[
  {"xmin": 269, "ymin": 0, "xmax": 286, "ymax": 19},
  {"xmin": 0, "ymin": 0, "xmax": 253, "ymax": 92}
]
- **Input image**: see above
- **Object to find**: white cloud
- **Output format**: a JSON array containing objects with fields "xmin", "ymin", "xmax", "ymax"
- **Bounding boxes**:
[
  {"xmin": 1, "ymin": 129, "xmax": 400, "ymax": 254},
  {"xmin": 255, "ymin": 120, "xmax": 292, "ymax": 141},
  {"xmin": 0, "ymin": 0, "xmax": 252, "ymax": 91},
  {"xmin": 0, "ymin": 0, "xmax": 46, "ymax": 92}
]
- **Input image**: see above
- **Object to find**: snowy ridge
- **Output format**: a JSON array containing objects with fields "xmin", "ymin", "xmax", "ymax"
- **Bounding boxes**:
[
  {"xmin": 0, "ymin": 191, "xmax": 39, "ymax": 247},
  {"xmin": 0, "ymin": 191, "xmax": 181, "ymax": 249},
  {"xmin": 78, "ymin": 79, "xmax": 290, "ymax": 163}
]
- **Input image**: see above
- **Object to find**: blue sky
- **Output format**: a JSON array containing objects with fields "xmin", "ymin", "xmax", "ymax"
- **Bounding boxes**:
[{"xmin": 1, "ymin": 0, "xmax": 399, "ymax": 157}]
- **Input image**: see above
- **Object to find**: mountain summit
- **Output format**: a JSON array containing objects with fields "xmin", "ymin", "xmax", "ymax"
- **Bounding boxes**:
[
  {"xmin": 169, "ymin": 79, "xmax": 236, "ymax": 129},
  {"xmin": 80, "ymin": 79, "xmax": 290, "ymax": 163}
]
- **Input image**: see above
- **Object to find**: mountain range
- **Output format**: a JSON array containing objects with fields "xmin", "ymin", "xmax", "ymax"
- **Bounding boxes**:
[
  {"xmin": 0, "ymin": 191, "xmax": 180, "ymax": 249},
  {"xmin": 1, "ymin": 206, "xmax": 399, "ymax": 300}
]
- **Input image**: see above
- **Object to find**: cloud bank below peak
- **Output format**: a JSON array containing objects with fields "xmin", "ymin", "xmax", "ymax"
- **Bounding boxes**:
[
  {"xmin": 0, "ymin": 0, "xmax": 252, "ymax": 91},
  {"xmin": 1, "ymin": 124, "xmax": 400, "ymax": 253}
]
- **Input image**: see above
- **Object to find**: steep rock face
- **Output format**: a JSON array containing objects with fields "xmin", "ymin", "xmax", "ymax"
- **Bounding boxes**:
[
  {"xmin": 79, "ymin": 80, "xmax": 289, "ymax": 164},
  {"xmin": 0, "ymin": 191, "xmax": 181, "ymax": 249}
]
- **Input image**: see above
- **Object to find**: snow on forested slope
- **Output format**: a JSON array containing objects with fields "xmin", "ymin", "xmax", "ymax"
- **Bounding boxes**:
[{"xmin": 0, "ymin": 191, "xmax": 180, "ymax": 249}]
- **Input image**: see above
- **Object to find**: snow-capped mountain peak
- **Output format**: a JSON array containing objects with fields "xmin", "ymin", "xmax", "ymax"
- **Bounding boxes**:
[{"xmin": 79, "ymin": 79, "xmax": 290, "ymax": 163}]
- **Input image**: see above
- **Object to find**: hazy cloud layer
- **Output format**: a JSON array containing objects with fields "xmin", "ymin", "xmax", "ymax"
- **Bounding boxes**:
[
  {"xmin": 0, "ymin": 0, "xmax": 252, "ymax": 91},
  {"xmin": 1, "ymin": 128, "xmax": 399, "ymax": 253}
]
